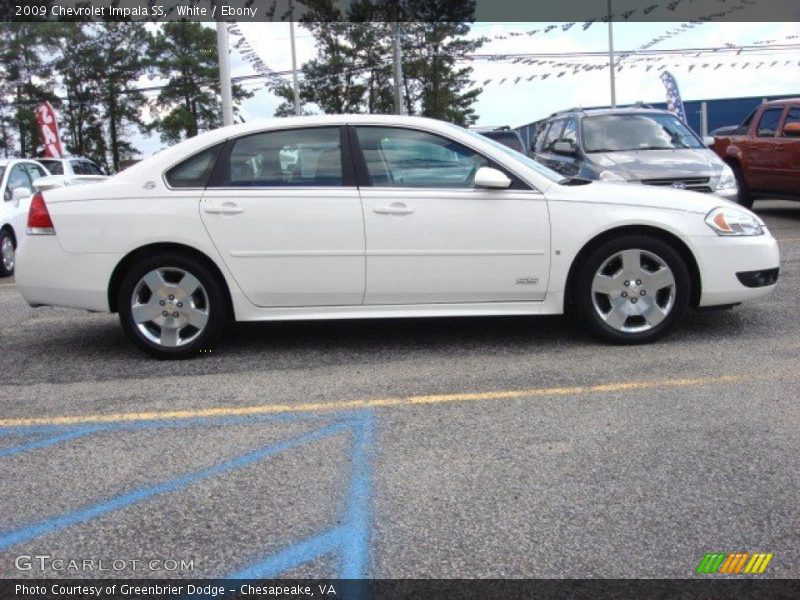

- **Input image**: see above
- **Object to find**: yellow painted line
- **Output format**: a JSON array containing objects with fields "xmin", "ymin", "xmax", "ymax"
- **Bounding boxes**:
[{"xmin": 0, "ymin": 374, "xmax": 750, "ymax": 428}]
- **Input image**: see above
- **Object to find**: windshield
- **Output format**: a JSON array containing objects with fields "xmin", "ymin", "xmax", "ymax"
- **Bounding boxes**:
[
  {"xmin": 38, "ymin": 160, "xmax": 64, "ymax": 175},
  {"xmin": 582, "ymin": 113, "xmax": 704, "ymax": 152},
  {"xmin": 460, "ymin": 126, "xmax": 563, "ymax": 183}
]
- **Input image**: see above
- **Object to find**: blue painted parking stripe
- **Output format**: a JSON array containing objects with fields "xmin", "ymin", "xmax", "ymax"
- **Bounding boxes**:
[
  {"xmin": 340, "ymin": 411, "xmax": 374, "ymax": 579},
  {"xmin": 0, "ymin": 420, "xmax": 349, "ymax": 551},
  {"xmin": 0, "ymin": 425, "xmax": 106, "ymax": 458},
  {"xmin": 225, "ymin": 410, "xmax": 375, "ymax": 579},
  {"xmin": 228, "ymin": 525, "xmax": 347, "ymax": 579}
]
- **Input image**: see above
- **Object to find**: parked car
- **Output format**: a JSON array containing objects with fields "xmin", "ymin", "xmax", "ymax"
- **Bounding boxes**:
[
  {"xmin": 0, "ymin": 158, "xmax": 50, "ymax": 277},
  {"xmin": 532, "ymin": 107, "xmax": 739, "ymax": 203},
  {"xmin": 711, "ymin": 98, "xmax": 800, "ymax": 208},
  {"xmin": 16, "ymin": 115, "xmax": 778, "ymax": 358},
  {"xmin": 36, "ymin": 156, "xmax": 105, "ymax": 177},
  {"xmin": 472, "ymin": 126, "xmax": 527, "ymax": 154}
]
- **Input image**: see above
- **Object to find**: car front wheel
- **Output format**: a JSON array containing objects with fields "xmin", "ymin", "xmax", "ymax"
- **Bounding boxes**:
[
  {"xmin": 118, "ymin": 254, "xmax": 228, "ymax": 359},
  {"xmin": 575, "ymin": 235, "xmax": 691, "ymax": 344},
  {"xmin": 0, "ymin": 230, "xmax": 15, "ymax": 277}
]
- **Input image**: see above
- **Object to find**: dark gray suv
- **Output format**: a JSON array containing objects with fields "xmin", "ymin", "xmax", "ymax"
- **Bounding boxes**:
[{"xmin": 532, "ymin": 107, "xmax": 739, "ymax": 202}]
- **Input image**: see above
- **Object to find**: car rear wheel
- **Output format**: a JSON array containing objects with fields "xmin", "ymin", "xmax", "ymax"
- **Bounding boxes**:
[
  {"xmin": 0, "ymin": 230, "xmax": 14, "ymax": 277},
  {"xmin": 118, "ymin": 254, "xmax": 228, "ymax": 359},
  {"xmin": 575, "ymin": 235, "xmax": 691, "ymax": 344}
]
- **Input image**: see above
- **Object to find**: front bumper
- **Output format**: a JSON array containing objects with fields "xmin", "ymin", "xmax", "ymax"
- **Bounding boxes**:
[{"xmin": 690, "ymin": 233, "xmax": 780, "ymax": 307}]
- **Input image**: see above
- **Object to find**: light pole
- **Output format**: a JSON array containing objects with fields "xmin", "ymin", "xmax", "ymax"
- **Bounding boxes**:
[
  {"xmin": 289, "ymin": 6, "xmax": 301, "ymax": 115},
  {"xmin": 216, "ymin": 22, "xmax": 234, "ymax": 126},
  {"xmin": 607, "ymin": 0, "xmax": 617, "ymax": 108},
  {"xmin": 392, "ymin": 21, "xmax": 406, "ymax": 115}
]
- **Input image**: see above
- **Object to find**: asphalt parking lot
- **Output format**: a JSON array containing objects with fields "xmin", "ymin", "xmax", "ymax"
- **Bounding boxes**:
[{"xmin": 0, "ymin": 200, "xmax": 798, "ymax": 580}]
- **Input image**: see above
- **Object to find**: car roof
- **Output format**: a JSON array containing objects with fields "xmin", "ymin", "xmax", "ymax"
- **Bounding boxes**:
[
  {"xmin": 762, "ymin": 97, "xmax": 800, "ymax": 107},
  {"xmin": 549, "ymin": 107, "xmax": 672, "ymax": 119},
  {"xmin": 0, "ymin": 158, "xmax": 40, "ymax": 167},
  {"xmin": 116, "ymin": 114, "xmax": 480, "ymax": 181}
]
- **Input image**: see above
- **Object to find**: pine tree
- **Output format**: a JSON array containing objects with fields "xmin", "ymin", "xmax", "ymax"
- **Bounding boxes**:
[
  {"xmin": 281, "ymin": 0, "xmax": 484, "ymax": 124},
  {"xmin": 0, "ymin": 22, "xmax": 62, "ymax": 156},
  {"xmin": 53, "ymin": 23, "xmax": 108, "ymax": 167},
  {"xmin": 149, "ymin": 22, "xmax": 251, "ymax": 144},
  {"xmin": 85, "ymin": 23, "xmax": 150, "ymax": 172}
]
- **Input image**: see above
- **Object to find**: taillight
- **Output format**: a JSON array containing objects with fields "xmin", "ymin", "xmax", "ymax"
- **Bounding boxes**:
[{"xmin": 27, "ymin": 192, "xmax": 55, "ymax": 235}]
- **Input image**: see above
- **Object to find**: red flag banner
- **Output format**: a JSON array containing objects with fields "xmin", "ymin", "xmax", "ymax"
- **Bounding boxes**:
[{"xmin": 35, "ymin": 101, "xmax": 64, "ymax": 158}]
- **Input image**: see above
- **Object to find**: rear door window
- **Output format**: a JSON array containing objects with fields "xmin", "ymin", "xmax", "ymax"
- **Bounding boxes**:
[{"xmin": 217, "ymin": 127, "xmax": 343, "ymax": 187}]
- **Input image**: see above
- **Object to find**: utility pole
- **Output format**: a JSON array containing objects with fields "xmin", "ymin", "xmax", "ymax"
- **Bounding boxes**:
[
  {"xmin": 607, "ymin": 0, "xmax": 617, "ymax": 108},
  {"xmin": 392, "ymin": 21, "xmax": 406, "ymax": 115},
  {"xmin": 217, "ymin": 22, "xmax": 234, "ymax": 126},
  {"xmin": 289, "ymin": 7, "xmax": 301, "ymax": 115}
]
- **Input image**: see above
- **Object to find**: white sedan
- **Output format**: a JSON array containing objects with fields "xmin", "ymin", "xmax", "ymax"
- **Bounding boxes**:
[
  {"xmin": 0, "ymin": 158, "xmax": 50, "ymax": 277},
  {"xmin": 16, "ymin": 115, "xmax": 779, "ymax": 359}
]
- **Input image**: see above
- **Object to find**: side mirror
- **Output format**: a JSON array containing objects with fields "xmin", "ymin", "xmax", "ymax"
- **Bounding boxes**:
[
  {"xmin": 474, "ymin": 166, "xmax": 511, "ymax": 189},
  {"xmin": 11, "ymin": 187, "xmax": 32, "ymax": 204},
  {"xmin": 783, "ymin": 122, "xmax": 800, "ymax": 137},
  {"xmin": 702, "ymin": 136, "xmax": 715, "ymax": 147},
  {"xmin": 552, "ymin": 141, "xmax": 576, "ymax": 156}
]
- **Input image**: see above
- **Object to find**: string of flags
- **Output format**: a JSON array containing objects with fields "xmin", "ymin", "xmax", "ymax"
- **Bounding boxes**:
[{"xmin": 226, "ymin": 22, "xmax": 286, "ymax": 89}]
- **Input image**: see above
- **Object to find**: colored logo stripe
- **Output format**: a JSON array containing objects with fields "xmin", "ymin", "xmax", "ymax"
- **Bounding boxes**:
[
  {"xmin": 697, "ymin": 552, "xmax": 773, "ymax": 574},
  {"xmin": 744, "ymin": 553, "xmax": 773, "ymax": 574},
  {"xmin": 697, "ymin": 553, "xmax": 726, "ymax": 574}
]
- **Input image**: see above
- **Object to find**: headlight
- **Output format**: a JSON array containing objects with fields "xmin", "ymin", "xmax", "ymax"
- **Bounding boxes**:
[
  {"xmin": 599, "ymin": 170, "xmax": 627, "ymax": 182},
  {"xmin": 705, "ymin": 207, "xmax": 764, "ymax": 236},
  {"xmin": 716, "ymin": 164, "xmax": 738, "ymax": 191}
]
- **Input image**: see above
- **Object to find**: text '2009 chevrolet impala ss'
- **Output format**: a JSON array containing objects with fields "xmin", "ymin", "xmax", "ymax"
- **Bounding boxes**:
[{"xmin": 16, "ymin": 115, "xmax": 779, "ymax": 359}]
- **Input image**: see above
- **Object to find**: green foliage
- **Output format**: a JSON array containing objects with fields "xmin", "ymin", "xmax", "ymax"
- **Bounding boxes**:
[
  {"xmin": 149, "ymin": 22, "xmax": 251, "ymax": 144},
  {"xmin": 281, "ymin": 0, "xmax": 484, "ymax": 124},
  {"xmin": 0, "ymin": 22, "xmax": 62, "ymax": 157}
]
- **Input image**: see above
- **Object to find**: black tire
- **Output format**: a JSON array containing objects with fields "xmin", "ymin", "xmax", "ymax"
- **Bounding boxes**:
[
  {"xmin": 575, "ymin": 235, "xmax": 691, "ymax": 344},
  {"xmin": 0, "ymin": 229, "xmax": 15, "ymax": 277},
  {"xmin": 731, "ymin": 163, "xmax": 754, "ymax": 209},
  {"xmin": 117, "ymin": 253, "xmax": 229, "ymax": 359}
]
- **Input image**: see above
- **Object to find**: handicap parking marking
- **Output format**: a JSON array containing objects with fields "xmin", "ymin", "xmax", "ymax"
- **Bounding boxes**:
[
  {"xmin": 228, "ymin": 410, "xmax": 374, "ymax": 579},
  {"xmin": 0, "ymin": 409, "xmax": 376, "ymax": 579}
]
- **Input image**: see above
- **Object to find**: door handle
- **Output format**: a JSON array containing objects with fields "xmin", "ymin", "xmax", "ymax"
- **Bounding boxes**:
[
  {"xmin": 204, "ymin": 202, "xmax": 244, "ymax": 215},
  {"xmin": 373, "ymin": 203, "xmax": 414, "ymax": 216}
]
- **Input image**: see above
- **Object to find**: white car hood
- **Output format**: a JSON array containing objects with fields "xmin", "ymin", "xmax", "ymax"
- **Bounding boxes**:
[{"xmin": 546, "ymin": 179, "xmax": 738, "ymax": 215}]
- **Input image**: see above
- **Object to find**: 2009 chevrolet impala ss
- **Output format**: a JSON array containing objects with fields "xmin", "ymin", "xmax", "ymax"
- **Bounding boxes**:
[{"xmin": 16, "ymin": 115, "xmax": 779, "ymax": 359}]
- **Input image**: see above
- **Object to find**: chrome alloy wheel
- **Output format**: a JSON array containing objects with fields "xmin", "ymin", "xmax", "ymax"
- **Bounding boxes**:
[
  {"xmin": 1, "ymin": 236, "xmax": 14, "ymax": 273},
  {"xmin": 130, "ymin": 267, "xmax": 209, "ymax": 347},
  {"xmin": 591, "ymin": 248, "xmax": 676, "ymax": 333}
]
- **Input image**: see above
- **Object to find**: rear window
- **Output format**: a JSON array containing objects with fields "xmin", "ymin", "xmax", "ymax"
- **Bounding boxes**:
[
  {"xmin": 165, "ymin": 144, "xmax": 223, "ymax": 188},
  {"xmin": 39, "ymin": 160, "xmax": 63, "ymax": 175}
]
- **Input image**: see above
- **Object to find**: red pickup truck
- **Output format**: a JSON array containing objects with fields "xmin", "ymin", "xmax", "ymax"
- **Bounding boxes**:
[{"xmin": 711, "ymin": 98, "xmax": 800, "ymax": 208}]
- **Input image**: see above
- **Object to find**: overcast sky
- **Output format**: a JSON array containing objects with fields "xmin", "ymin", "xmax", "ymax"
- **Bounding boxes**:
[{"xmin": 133, "ymin": 21, "xmax": 800, "ymax": 156}]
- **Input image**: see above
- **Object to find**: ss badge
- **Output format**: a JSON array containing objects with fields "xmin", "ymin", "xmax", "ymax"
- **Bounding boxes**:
[{"xmin": 515, "ymin": 276, "xmax": 539, "ymax": 285}]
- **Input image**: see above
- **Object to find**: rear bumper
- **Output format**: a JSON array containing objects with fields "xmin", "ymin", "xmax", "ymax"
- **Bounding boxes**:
[
  {"xmin": 15, "ymin": 235, "xmax": 119, "ymax": 312},
  {"xmin": 691, "ymin": 234, "xmax": 780, "ymax": 307}
]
